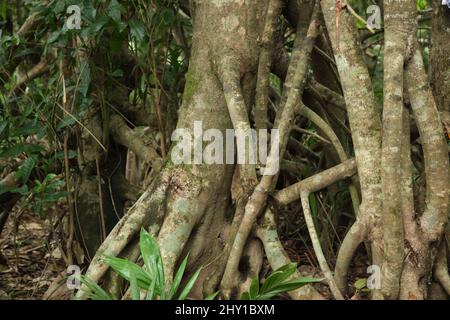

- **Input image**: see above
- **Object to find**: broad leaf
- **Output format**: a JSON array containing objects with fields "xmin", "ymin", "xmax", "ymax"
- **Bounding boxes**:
[
  {"xmin": 260, "ymin": 263, "xmax": 297, "ymax": 293},
  {"xmin": 102, "ymin": 255, "xmax": 151, "ymax": 291}
]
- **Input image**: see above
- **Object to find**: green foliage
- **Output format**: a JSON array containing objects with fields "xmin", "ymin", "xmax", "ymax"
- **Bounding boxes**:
[
  {"xmin": 0, "ymin": 0, "xmax": 191, "ymax": 216},
  {"xmin": 81, "ymin": 243, "xmax": 321, "ymax": 301},
  {"xmin": 354, "ymin": 278, "xmax": 370, "ymax": 294},
  {"xmin": 80, "ymin": 228, "xmax": 203, "ymax": 300},
  {"xmin": 240, "ymin": 263, "xmax": 323, "ymax": 300},
  {"xmin": 416, "ymin": 0, "xmax": 429, "ymax": 11},
  {"xmin": 79, "ymin": 275, "xmax": 114, "ymax": 300}
]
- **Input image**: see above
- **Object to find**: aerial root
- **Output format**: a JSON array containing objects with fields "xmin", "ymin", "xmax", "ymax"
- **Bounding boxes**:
[
  {"xmin": 334, "ymin": 219, "xmax": 367, "ymax": 295},
  {"xmin": 75, "ymin": 173, "xmax": 170, "ymax": 299},
  {"xmin": 237, "ymin": 238, "xmax": 264, "ymax": 298},
  {"xmin": 256, "ymin": 208, "xmax": 324, "ymax": 300},
  {"xmin": 434, "ymin": 242, "xmax": 450, "ymax": 296}
]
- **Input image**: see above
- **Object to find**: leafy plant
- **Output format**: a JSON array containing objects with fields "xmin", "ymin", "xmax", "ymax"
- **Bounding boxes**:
[
  {"xmin": 354, "ymin": 278, "xmax": 370, "ymax": 294},
  {"xmin": 79, "ymin": 228, "xmax": 204, "ymax": 300},
  {"xmin": 240, "ymin": 263, "xmax": 323, "ymax": 300}
]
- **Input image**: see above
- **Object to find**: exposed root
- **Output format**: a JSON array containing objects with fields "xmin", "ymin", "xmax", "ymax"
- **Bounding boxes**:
[
  {"xmin": 380, "ymin": 0, "xmax": 417, "ymax": 299},
  {"xmin": 75, "ymin": 172, "xmax": 170, "ymax": 299},
  {"xmin": 398, "ymin": 109, "xmax": 427, "ymax": 300},
  {"xmin": 275, "ymin": 158, "xmax": 357, "ymax": 206},
  {"xmin": 300, "ymin": 191, "xmax": 344, "ymax": 300},
  {"xmin": 256, "ymin": 208, "xmax": 324, "ymax": 300},
  {"xmin": 110, "ymin": 114, "xmax": 162, "ymax": 169},
  {"xmin": 218, "ymin": 55, "xmax": 257, "ymax": 182},
  {"xmin": 273, "ymin": 159, "xmax": 358, "ymax": 299},
  {"xmin": 104, "ymin": 237, "xmax": 141, "ymax": 298},
  {"xmin": 334, "ymin": 219, "xmax": 367, "ymax": 295},
  {"xmin": 435, "ymin": 242, "xmax": 450, "ymax": 296},
  {"xmin": 405, "ymin": 49, "xmax": 449, "ymax": 242},
  {"xmin": 298, "ymin": 104, "xmax": 360, "ymax": 215},
  {"xmin": 237, "ymin": 238, "xmax": 264, "ymax": 298},
  {"xmin": 220, "ymin": 2, "xmax": 321, "ymax": 295},
  {"xmin": 254, "ymin": 0, "xmax": 284, "ymax": 130},
  {"xmin": 157, "ymin": 174, "xmax": 205, "ymax": 284},
  {"xmin": 321, "ymin": 0, "xmax": 384, "ymax": 298}
]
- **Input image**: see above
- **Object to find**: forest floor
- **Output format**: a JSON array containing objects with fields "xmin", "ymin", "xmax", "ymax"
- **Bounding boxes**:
[
  {"xmin": 0, "ymin": 205, "xmax": 66, "ymax": 300},
  {"xmin": 0, "ymin": 202, "xmax": 369, "ymax": 300}
]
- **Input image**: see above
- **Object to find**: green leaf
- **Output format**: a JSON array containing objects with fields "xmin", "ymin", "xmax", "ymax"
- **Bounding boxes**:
[
  {"xmin": 139, "ymin": 228, "xmax": 165, "ymax": 295},
  {"xmin": 107, "ymin": 0, "xmax": 125, "ymax": 22},
  {"xmin": 16, "ymin": 157, "xmax": 37, "ymax": 184},
  {"xmin": 167, "ymin": 253, "xmax": 189, "ymax": 299},
  {"xmin": 129, "ymin": 19, "xmax": 146, "ymax": 42},
  {"xmin": 146, "ymin": 280, "xmax": 156, "ymax": 300},
  {"xmin": 355, "ymin": 19, "xmax": 365, "ymax": 29},
  {"xmin": 52, "ymin": 1, "xmax": 66, "ymax": 15},
  {"xmin": 57, "ymin": 115, "xmax": 77, "ymax": 130},
  {"xmin": 79, "ymin": 275, "xmax": 114, "ymax": 300},
  {"xmin": 260, "ymin": 263, "xmax": 297, "ymax": 293},
  {"xmin": 205, "ymin": 291, "xmax": 220, "ymax": 300},
  {"xmin": 240, "ymin": 292, "xmax": 250, "ymax": 300},
  {"xmin": 109, "ymin": 30, "xmax": 126, "ymax": 52},
  {"xmin": 102, "ymin": 255, "xmax": 151, "ymax": 291},
  {"xmin": 177, "ymin": 267, "xmax": 202, "ymax": 300},
  {"xmin": 249, "ymin": 277, "xmax": 259, "ymax": 299},
  {"xmin": 111, "ymin": 69, "xmax": 124, "ymax": 78},
  {"xmin": 129, "ymin": 270, "xmax": 141, "ymax": 300},
  {"xmin": 0, "ymin": 184, "xmax": 28, "ymax": 196},
  {"xmin": 0, "ymin": 144, "xmax": 44, "ymax": 158},
  {"xmin": 309, "ymin": 193, "xmax": 318, "ymax": 224},
  {"xmin": 1, "ymin": 1, "xmax": 7, "ymax": 20},
  {"xmin": 0, "ymin": 121, "xmax": 8, "ymax": 138},
  {"xmin": 161, "ymin": 8, "xmax": 175, "ymax": 26},
  {"xmin": 354, "ymin": 278, "xmax": 367, "ymax": 290},
  {"xmin": 47, "ymin": 30, "xmax": 61, "ymax": 45},
  {"xmin": 55, "ymin": 150, "xmax": 77, "ymax": 160},
  {"xmin": 81, "ymin": 16, "xmax": 109, "ymax": 38},
  {"xmin": 416, "ymin": 0, "xmax": 428, "ymax": 11},
  {"xmin": 257, "ymin": 277, "xmax": 323, "ymax": 300},
  {"xmin": 78, "ymin": 61, "xmax": 91, "ymax": 98},
  {"xmin": 82, "ymin": 0, "xmax": 97, "ymax": 22}
]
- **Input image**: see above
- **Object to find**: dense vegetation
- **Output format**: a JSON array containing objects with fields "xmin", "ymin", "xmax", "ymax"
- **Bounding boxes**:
[{"xmin": 0, "ymin": 0, "xmax": 449, "ymax": 300}]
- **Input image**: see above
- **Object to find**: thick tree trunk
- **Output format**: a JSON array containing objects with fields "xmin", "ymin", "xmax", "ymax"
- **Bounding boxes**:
[
  {"xmin": 77, "ymin": 0, "xmax": 268, "ymax": 299},
  {"xmin": 70, "ymin": 0, "xmax": 449, "ymax": 301}
]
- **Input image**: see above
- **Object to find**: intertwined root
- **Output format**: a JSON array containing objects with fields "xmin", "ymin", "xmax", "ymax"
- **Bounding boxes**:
[{"xmin": 76, "ymin": 171, "xmax": 170, "ymax": 299}]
